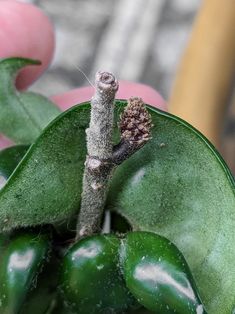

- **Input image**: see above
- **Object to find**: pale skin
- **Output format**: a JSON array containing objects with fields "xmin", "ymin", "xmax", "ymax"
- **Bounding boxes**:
[{"xmin": 0, "ymin": 0, "xmax": 166, "ymax": 149}]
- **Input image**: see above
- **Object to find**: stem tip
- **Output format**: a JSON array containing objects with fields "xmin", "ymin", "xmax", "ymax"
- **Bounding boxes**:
[{"xmin": 95, "ymin": 71, "xmax": 119, "ymax": 92}]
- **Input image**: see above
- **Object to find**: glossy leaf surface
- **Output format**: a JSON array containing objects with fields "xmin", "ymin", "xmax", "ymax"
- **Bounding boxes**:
[
  {"xmin": 0, "ymin": 57, "xmax": 60, "ymax": 144},
  {"xmin": 108, "ymin": 104, "xmax": 235, "ymax": 313},
  {"xmin": 0, "ymin": 101, "xmax": 234, "ymax": 312},
  {"xmin": 121, "ymin": 231, "xmax": 206, "ymax": 313},
  {"xmin": 61, "ymin": 235, "xmax": 139, "ymax": 313},
  {"xmin": 0, "ymin": 231, "xmax": 50, "ymax": 314},
  {"xmin": 20, "ymin": 252, "xmax": 60, "ymax": 314}
]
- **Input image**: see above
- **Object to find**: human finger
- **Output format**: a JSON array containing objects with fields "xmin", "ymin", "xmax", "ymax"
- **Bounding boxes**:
[
  {"xmin": 0, "ymin": 0, "xmax": 55, "ymax": 89},
  {"xmin": 51, "ymin": 81, "xmax": 167, "ymax": 111}
]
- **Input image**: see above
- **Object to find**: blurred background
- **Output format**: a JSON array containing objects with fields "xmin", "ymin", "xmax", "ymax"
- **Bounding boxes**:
[
  {"xmin": 27, "ymin": 0, "xmax": 200, "ymax": 101},
  {"xmin": 23, "ymin": 0, "xmax": 235, "ymax": 173}
]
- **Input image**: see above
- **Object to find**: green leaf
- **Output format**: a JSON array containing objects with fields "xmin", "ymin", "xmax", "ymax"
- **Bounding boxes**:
[
  {"xmin": 0, "ymin": 145, "xmax": 29, "ymax": 179},
  {"xmin": 20, "ymin": 251, "xmax": 61, "ymax": 314},
  {"xmin": 0, "ymin": 101, "xmax": 234, "ymax": 313},
  {"xmin": 0, "ymin": 231, "xmax": 50, "ymax": 313},
  {"xmin": 0, "ymin": 103, "xmax": 89, "ymax": 231},
  {"xmin": 107, "ymin": 104, "xmax": 235, "ymax": 314},
  {"xmin": 0, "ymin": 57, "xmax": 60, "ymax": 144},
  {"xmin": 0, "ymin": 145, "xmax": 29, "ymax": 191}
]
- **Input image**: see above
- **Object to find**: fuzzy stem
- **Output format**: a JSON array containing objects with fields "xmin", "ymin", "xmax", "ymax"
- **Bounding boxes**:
[
  {"xmin": 76, "ymin": 78, "xmax": 152, "ymax": 240},
  {"xmin": 76, "ymin": 71, "xmax": 118, "ymax": 239}
]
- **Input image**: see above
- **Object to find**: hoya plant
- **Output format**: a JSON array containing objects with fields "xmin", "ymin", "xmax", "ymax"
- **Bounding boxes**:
[{"xmin": 0, "ymin": 57, "xmax": 234, "ymax": 314}]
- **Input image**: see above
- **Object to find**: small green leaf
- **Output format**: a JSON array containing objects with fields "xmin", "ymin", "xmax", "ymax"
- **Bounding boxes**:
[
  {"xmin": 0, "ymin": 103, "xmax": 89, "ymax": 231},
  {"xmin": 121, "ymin": 231, "xmax": 206, "ymax": 313},
  {"xmin": 107, "ymin": 104, "xmax": 235, "ymax": 314},
  {"xmin": 61, "ymin": 234, "xmax": 139, "ymax": 313},
  {"xmin": 20, "ymin": 250, "xmax": 61, "ymax": 314},
  {"xmin": 0, "ymin": 57, "xmax": 60, "ymax": 144},
  {"xmin": 0, "ymin": 231, "xmax": 50, "ymax": 313}
]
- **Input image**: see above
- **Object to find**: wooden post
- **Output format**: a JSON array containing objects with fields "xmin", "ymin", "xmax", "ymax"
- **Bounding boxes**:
[{"xmin": 169, "ymin": 0, "xmax": 235, "ymax": 148}]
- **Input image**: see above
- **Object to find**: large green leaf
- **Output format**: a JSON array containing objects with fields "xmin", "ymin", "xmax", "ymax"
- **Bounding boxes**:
[
  {"xmin": 0, "ymin": 57, "xmax": 60, "ymax": 144},
  {"xmin": 0, "ymin": 101, "xmax": 234, "ymax": 313},
  {"xmin": 107, "ymin": 104, "xmax": 235, "ymax": 314},
  {"xmin": 0, "ymin": 104, "xmax": 89, "ymax": 232}
]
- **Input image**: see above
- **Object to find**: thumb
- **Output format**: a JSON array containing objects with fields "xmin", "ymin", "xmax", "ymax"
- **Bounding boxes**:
[{"xmin": 0, "ymin": 0, "xmax": 55, "ymax": 89}]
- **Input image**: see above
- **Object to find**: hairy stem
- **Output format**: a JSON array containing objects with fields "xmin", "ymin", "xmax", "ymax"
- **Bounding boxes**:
[
  {"xmin": 76, "ymin": 71, "xmax": 118, "ymax": 239},
  {"xmin": 76, "ymin": 75, "xmax": 152, "ymax": 240}
]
